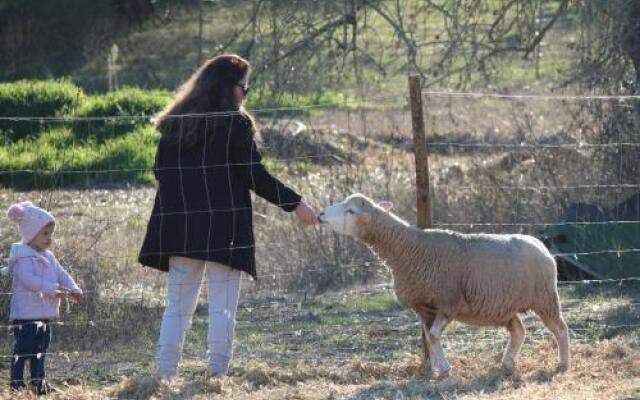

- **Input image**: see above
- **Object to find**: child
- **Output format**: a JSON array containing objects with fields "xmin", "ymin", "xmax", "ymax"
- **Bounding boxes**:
[{"xmin": 6, "ymin": 201, "xmax": 83, "ymax": 394}]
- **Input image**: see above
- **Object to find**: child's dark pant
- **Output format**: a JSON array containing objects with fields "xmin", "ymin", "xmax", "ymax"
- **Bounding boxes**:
[{"xmin": 10, "ymin": 320, "xmax": 51, "ymax": 389}]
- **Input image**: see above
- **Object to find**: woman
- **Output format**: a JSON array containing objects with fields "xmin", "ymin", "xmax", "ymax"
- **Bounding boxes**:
[{"xmin": 138, "ymin": 54, "xmax": 317, "ymax": 382}]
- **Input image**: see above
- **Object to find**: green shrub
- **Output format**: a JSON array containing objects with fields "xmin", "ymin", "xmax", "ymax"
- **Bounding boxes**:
[
  {"xmin": 0, "ymin": 125, "xmax": 159, "ymax": 189},
  {"xmin": 72, "ymin": 87, "xmax": 170, "ymax": 141},
  {"xmin": 246, "ymin": 89, "xmax": 357, "ymax": 116},
  {"xmin": 37, "ymin": 127, "xmax": 77, "ymax": 147},
  {"xmin": 83, "ymin": 124, "xmax": 158, "ymax": 184},
  {"xmin": 0, "ymin": 79, "xmax": 84, "ymax": 141}
]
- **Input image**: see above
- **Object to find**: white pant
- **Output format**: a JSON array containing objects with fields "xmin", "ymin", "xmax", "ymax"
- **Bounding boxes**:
[{"xmin": 156, "ymin": 256, "xmax": 242, "ymax": 379}]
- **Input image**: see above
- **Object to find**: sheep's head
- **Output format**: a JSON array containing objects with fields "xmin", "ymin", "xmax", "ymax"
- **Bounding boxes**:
[{"xmin": 318, "ymin": 194, "xmax": 393, "ymax": 237}]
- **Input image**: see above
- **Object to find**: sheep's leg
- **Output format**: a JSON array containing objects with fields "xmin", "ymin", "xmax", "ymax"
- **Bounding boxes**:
[
  {"xmin": 502, "ymin": 314, "xmax": 526, "ymax": 371},
  {"xmin": 539, "ymin": 312, "xmax": 571, "ymax": 371},
  {"xmin": 419, "ymin": 315, "xmax": 434, "ymax": 374},
  {"xmin": 428, "ymin": 314, "xmax": 451, "ymax": 378}
]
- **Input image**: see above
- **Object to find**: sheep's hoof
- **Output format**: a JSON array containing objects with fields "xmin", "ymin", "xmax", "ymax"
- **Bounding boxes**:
[{"xmin": 556, "ymin": 363, "xmax": 569, "ymax": 373}]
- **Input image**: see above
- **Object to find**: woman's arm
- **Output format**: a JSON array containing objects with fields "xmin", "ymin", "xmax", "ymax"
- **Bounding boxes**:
[{"xmin": 230, "ymin": 117, "xmax": 302, "ymax": 212}]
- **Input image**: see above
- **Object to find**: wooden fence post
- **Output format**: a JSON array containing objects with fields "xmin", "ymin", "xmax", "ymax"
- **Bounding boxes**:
[
  {"xmin": 408, "ymin": 75, "xmax": 432, "ymax": 229},
  {"xmin": 409, "ymin": 75, "xmax": 434, "ymax": 367}
]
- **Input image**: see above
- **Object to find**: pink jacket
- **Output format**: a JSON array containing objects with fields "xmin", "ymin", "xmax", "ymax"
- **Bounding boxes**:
[{"xmin": 8, "ymin": 243, "xmax": 82, "ymax": 320}]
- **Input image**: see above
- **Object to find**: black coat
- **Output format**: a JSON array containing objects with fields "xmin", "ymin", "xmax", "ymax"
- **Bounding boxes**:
[{"xmin": 138, "ymin": 114, "xmax": 301, "ymax": 277}]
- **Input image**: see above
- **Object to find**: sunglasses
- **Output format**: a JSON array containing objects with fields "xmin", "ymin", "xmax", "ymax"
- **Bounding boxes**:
[{"xmin": 236, "ymin": 83, "xmax": 250, "ymax": 96}]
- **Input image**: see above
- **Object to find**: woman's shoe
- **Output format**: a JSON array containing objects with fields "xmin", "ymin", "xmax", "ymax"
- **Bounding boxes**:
[{"xmin": 156, "ymin": 374, "xmax": 175, "ymax": 386}]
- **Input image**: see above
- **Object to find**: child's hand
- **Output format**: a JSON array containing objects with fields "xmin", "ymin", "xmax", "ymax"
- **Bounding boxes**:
[
  {"xmin": 70, "ymin": 292, "xmax": 84, "ymax": 304},
  {"xmin": 55, "ymin": 287, "xmax": 70, "ymax": 299}
]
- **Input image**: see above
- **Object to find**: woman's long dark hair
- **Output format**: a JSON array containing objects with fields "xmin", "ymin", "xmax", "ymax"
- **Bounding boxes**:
[{"xmin": 154, "ymin": 54, "xmax": 252, "ymax": 148}]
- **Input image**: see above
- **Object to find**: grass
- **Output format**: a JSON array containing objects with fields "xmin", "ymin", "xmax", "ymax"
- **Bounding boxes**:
[
  {"xmin": 0, "ymin": 83, "xmax": 637, "ymax": 398},
  {"xmin": 54, "ymin": 0, "xmax": 587, "ymax": 98},
  {"xmin": 0, "ymin": 125, "xmax": 158, "ymax": 188},
  {"xmin": 0, "ymin": 280, "xmax": 638, "ymax": 399},
  {"xmin": 0, "ymin": 80, "xmax": 373, "ymax": 189},
  {"xmin": 247, "ymin": 89, "xmax": 362, "ymax": 116},
  {"xmin": 0, "ymin": 79, "xmax": 84, "ymax": 141},
  {"xmin": 299, "ymin": 292, "xmax": 401, "ymax": 313}
]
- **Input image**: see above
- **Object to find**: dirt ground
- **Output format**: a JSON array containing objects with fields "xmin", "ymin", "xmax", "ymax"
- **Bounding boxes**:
[{"xmin": 1, "ymin": 281, "xmax": 638, "ymax": 400}]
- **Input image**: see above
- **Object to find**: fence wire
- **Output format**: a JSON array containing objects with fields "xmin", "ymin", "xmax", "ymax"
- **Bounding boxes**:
[{"xmin": 0, "ymin": 91, "xmax": 639, "ymax": 389}]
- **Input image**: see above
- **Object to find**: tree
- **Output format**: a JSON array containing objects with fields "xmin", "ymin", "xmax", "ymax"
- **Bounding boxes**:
[
  {"xmin": 0, "ymin": 0, "xmax": 155, "ymax": 82},
  {"xmin": 571, "ymin": 0, "xmax": 640, "ymax": 93},
  {"xmin": 4, "ymin": 0, "xmax": 640, "ymax": 97}
]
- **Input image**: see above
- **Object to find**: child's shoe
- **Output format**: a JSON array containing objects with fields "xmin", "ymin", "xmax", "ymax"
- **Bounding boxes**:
[
  {"xmin": 32, "ymin": 379, "xmax": 57, "ymax": 396},
  {"xmin": 10, "ymin": 382, "xmax": 27, "ymax": 392}
]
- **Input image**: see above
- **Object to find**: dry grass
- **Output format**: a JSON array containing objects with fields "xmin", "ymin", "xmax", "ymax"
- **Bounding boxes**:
[
  {"xmin": 0, "ymin": 97, "xmax": 636, "ymax": 297},
  {"xmin": 0, "ymin": 279, "xmax": 637, "ymax": 399},
  {"xmin": 0, "ymin": 99, "xmax": 638, "ymax": 399},
  {"xmin": 0, "ymin": 338, "xmax": 637, "ymax": 399}
]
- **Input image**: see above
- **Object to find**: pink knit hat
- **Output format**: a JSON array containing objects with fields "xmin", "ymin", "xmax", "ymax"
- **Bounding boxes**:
[{"xmin": 6, "ymin": 201, "xmax": 55, "ymax": 244}]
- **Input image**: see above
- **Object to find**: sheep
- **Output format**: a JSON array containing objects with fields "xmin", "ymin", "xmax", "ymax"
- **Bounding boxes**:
[{"xmin": 318, "ymin": 193, "xmax": 570, "ymax": 377}]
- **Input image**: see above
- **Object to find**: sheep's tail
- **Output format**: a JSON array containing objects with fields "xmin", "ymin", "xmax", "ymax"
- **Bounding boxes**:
[
  {"xmin": 535, "ymin": 287, "xmax": 562, "ymax": 320},
  {"xmin": 531, "ymin": 243, "xmax": 563, "ymax": 322}
]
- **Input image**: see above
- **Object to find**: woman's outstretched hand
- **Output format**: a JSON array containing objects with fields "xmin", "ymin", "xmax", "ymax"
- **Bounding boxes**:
[{"xmin": 294, "ymin": 201, "xmax": 318, "ymax": 226}]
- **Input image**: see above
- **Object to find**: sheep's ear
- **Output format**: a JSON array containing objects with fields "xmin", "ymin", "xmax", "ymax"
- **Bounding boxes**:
[{"xmin": 378, "ymin": 201, "xmax": 394, "ymax": 212}]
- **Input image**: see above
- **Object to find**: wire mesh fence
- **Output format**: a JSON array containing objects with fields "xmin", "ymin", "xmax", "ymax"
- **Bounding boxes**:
[{"xmin": 0, "ymin": 90, "xmax": 638, "ymax": 391}]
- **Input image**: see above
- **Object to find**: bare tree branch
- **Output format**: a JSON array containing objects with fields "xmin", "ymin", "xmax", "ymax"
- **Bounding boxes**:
[
  {"xmin": 521, "ymin": 0, "xmax": 568, "ymax": 58},
  {"xmin": 255, "ymin": 13, "xmax": 356, "ymax": 74}
]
